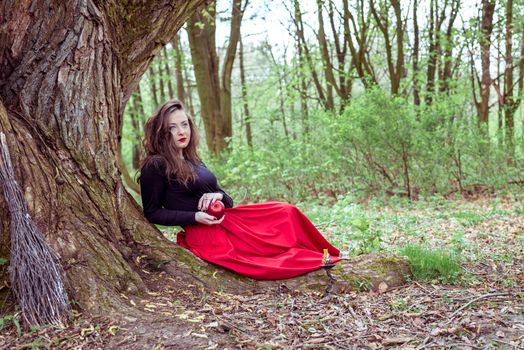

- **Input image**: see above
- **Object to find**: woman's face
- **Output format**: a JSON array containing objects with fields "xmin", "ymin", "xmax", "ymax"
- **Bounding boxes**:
[{"xmin": 167, "ymin": 110, "xmax": 191, "ymax": 153}]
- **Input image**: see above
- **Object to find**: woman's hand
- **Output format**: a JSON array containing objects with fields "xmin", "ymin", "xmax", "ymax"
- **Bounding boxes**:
[
  {"xmin": 198, "ymin": 192, "xmax": 224, "ymax": 211},
  {"xmin": 195, "ymin": 211, "xmax": 225, "ymax": 225}
]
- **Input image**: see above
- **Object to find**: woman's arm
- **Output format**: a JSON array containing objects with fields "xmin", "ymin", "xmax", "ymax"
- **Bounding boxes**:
[
  {"xmin": 140, "ymin": 162, "xmax": 197, "ymax": 226},
  {"xmin": 217, "ymin": 187, "xmax": 234, "ymax": 208}
]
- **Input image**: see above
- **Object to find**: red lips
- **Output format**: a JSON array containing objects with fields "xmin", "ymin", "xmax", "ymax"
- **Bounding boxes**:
[{"xmin": 178, "ymin": 137, "xmax": 188, "ymax": 142}]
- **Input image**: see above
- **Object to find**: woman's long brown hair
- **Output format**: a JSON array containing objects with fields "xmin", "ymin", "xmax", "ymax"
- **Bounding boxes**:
[{"xmin": 139, "ymin": 100, "xmax": 201, "ymax": 185}]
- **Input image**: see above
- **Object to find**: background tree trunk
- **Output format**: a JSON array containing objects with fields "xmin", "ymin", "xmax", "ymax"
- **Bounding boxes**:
[
  {"xmin": 239, "ymin": 37, "xmax": 253, "ymax": 147},
  {"xmin": 163, "ymin": 46, "xmax": 174, "ymax": 100},
  {"xmin": 413, "ymin": 0, "xmax": 421, "ymax": 106},
  {"xmin": 131, "ymin": 87, "xmax": 146, "ymax": 170},
  {"xmin": 219, "ymin": 0, "xmax": 245, "ymax": 151},
  {"xmin": 188, "ymin": 0, "xmax": 246, "ymax": 154},
  {"xmin": 172, "ymin": 34, "xmax": 187, "ymax": 104},
  {"xmin": 148, "ymin": 64, "xmax": 160, "ymax": 107},
  {"xmin": 293, "ymin": 0, "xmax": 329, "ymax": 110},
  {"xmin": 316, "ymin": 0, "xmax": 335, "ymax": 111},
  {"xmin": 479, "ymin": 0, "xmax": 496, "ymax": 124},
  {"xmin": 187, "ymin": 3, "xmax": 222, "ymax": 154},
  {"xmin": 370, "ymin": 0, "xmax": 405, "ymax": 95}
]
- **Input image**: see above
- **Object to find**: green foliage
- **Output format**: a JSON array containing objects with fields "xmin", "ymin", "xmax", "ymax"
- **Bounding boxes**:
[
  {"xmin": 0, "ymin": 313, "xmax": 22, "ymax": 337},
  {"xmin": 0, "ymin": 257, "xmax": 7, "ymax": 265},
  {"xmin": 205, "ymin": 88, "xmax": 521, "ymax": 206},
  {"xmin": 399, "ymin": 244, "xmax": 462, "ymax": 283},
  {"xmin": 348, "ymin": 217, "xmax": 382, "ymax": 254}
]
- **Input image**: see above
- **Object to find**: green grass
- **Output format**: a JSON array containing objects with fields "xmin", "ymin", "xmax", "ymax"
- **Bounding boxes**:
[{"xmin": 399, "ymin": 244, "xmax": 462, "ymax": 283}]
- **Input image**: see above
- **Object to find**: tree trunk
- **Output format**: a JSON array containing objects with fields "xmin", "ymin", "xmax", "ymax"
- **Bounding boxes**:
[
  {"xmin": 0, "ymin": 0, "xmax": 410, "ymax": 318},
  {"xmin": 266, "ymin": 42, "xmax": 290, "ymax": 139},
  {"xmin": 187, "ymin": 3, "xmax": 221, "ymax": 154},
  {"xmin": 172, "ymin": 34, "xmax": 186, "ymax": 104},
  {"xmin": 344, "ymin": 0, "xmax": 378, "ymax": 90},
  {"xmin": 148, "ymin": 64, "xmax": 160, "ymax": 107},
  {"xmin": 412, "ymin": 0, "xmax": 421, "ymax": 106},
  {"xmin": 479, "ymin": 0, "xmax": 496, "ymax": 124},
  {"xmin": 158, "ymin": 54, "xmax": 167, "ymax": 103},
  {"xmin": 316, "ymin": 0, "xmax": 335, "ymax": 111},
  {"xmin": 0, "ymin": 0, "xmax": 214, "ymax": 314},
  {"xmin": 503, "ymin": 0, "xmax": 516, "ymax": 153},
  {"xmin": 239, "ymin": 37, "xmax": 253, "ymax": 147},
  {"xmin": 188, "ymin": 0, "xmax": 245, "ymax": 155},
  {"xmin": 370, "ymin": 0, "xmax": 404, "ymax": 95},
  {"xmin": 327, "ymin": 0, "xmax": 350, "ymax": 104},
  {"xmin": 439, "ymin": 0, "xmax": 461, "ymax": 95},
  {"xmin": 425, "ymin": 0, "xmax": 438, "ymax": 104},
  {"xmin": 295, "ymin": 8, "xmax": 310, "ymax": 135},
  {"xmin": 293, "ymin": 0, "xmax": 329, "ymax": 110},
  {"xmin": 163, "ymin": 46, "xmax": 174, "ymax": 100},
  {"xmin": 219, "ymin": 0, "xmax": 245, "ymax": 152},
  {"xmin": 131, "ymin": 87, "xmax": 146, "ymax": 170}
]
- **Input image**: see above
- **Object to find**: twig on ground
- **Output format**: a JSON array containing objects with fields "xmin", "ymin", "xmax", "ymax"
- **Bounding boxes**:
[
  {"xmin": 491, "ymin": 337, "xmax": 524, "ymax": 350},
  {"xmin": 446, "ymin": 292, "xmax": 514, "ymax": 324}
]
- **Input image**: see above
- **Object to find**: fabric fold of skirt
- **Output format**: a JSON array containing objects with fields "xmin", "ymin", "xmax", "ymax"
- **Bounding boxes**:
[{"xmin": 177, "ymin": 201, "xmax": 341, "ymax": 280}]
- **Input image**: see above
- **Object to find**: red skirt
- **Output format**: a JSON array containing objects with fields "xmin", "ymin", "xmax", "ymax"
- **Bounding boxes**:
[{"xmin": 177, "ymin": 201, "xmax": 340, "ymax": 280}]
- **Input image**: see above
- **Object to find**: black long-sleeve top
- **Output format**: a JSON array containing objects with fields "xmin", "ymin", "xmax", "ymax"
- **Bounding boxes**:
[{"xmin": 139, "ymin": 158, "xmax": 234, "ymax": 226}]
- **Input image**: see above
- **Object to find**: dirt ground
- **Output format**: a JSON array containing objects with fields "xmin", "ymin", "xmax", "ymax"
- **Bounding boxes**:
[{"xmin": 0, "ymin": 197, "xmax": 523, "ymax": 349}]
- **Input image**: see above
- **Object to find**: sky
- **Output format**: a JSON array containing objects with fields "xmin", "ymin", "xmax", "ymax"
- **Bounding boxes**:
[{"xmin": 212, "ymin": 0, "xmax": 482, "ymax": 58}]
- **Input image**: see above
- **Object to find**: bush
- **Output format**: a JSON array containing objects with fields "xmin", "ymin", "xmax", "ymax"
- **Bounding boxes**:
[
  {"xmin": 399, "ymin": 244, "xmax": 462, "ymax": 283},
  {"xmin": 206, "ymin": 88, "xmax": 521, "ymax": 204}
]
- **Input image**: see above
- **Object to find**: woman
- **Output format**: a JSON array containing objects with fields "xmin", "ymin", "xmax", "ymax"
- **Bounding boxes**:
[{"xmin": 139, "ymin": 100, "xmax": 340, "ymax": 280}]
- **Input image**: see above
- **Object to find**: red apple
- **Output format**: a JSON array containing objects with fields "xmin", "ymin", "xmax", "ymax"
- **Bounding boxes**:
[{"xmin": 206, "ymin": 200, "xmax": 225, "ymax": 219}]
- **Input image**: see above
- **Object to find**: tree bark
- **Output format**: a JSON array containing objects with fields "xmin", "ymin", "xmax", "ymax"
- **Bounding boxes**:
[
  {"xmin": 0, "ymin": 0, "xmax": 209, "ymax": 314},
  {"xmin": 413, "ymin": 0, "xmax": 421, "ymax": 106},
  {"xmin": 219, "ymin": 0, "xmax": 245, "ymax": 151},
  {"xmin": 172, "ymin": 34, "xmax": 186, "ymax": 104},
  {"xmin": 239, "ymin": 37, "xmax": 253, "ymax": 147},
  {"xmin": 293, "ymin": 0, "xmax": 329, "ymax": 110},
  {"xmin": 131, "ymin": 87, "xmax": 146, "ymax": 170},
  {"xmin": 163, "ymin": 46, "xmax": 174, "ymax": 100},
  {"xmin": 327, "ymin": 0, "xmax": 350, "ymax": 104},
  {"xmin": 188, "ymin": 0, "xmax": 245, "ymax": 154},
  {"xmin": 294, "ymin": 6, "xmax": 310, "ymax": 135},
  {"xmin": 439, "ymin": 0, "xmax": 460, "ymax": 95},
  {"xmin": 187, "ymin": 3, "xmax": 222, "ymax": 154},
  {"xmin": 344, "ymin": 0, "xmax": 378, "ymax": 89},
  {"xmin": 158, "ymin": 53, "xmax": 167, "ymax": 103},
  {"xmin": 503, "ymin": 0, "xmax": 517, "ymax": 152},
  {"xmin": 479, "ymin": 0, "xmax": 496, "ymax": 124},
  {"xmin": 148, "ymin": 64, "xmax": 160, "ymax": 107},
  {"xmin": 370, "ymin": 0, "xmax": 404, "ymax": 95},
  {"xmin": 425, "ymin": 0, "xmax": 438, "ymax": 104},
  {"xmin": 266, "ymin": 42, "xmax": 290, "ymax": 139},
  {"xmin": 316, "ymin": 0, "xmax": 335, "ymax": 111}
]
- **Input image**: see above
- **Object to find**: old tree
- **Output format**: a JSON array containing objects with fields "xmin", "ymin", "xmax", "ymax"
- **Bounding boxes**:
[{"xmin": 0, "ymin": 0, "xmax": 407, "ymax": 317}]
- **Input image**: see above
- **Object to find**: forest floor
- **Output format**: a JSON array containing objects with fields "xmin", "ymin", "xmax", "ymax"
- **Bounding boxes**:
[{"xmin": 0, "ymin": 196, "xmax": 523, "ymax": 349}]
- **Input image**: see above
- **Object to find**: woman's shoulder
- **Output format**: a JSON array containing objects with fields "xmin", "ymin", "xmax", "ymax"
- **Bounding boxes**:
[{"xmin": 141, "ymin": 155, "xmax": 167, "ymax": 174}]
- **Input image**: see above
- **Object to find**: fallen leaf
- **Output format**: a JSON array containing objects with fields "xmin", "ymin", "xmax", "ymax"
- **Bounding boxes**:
[
  {"xmin": 382, "ymin": 337, "xmax": 411, "ymax": 345},
  {"xmin": 191, "ymin": 332, "xmax": 208, "ymax": 338},
  {"xmin": 378, "ymin": 282, "xmax": 388, "ymax": 294},
  {"xmin": 413, "ymin": 317, "xmax": 425, "ymax": 327},
  {"xmin": 306, "ymin": 337, "xmax": 327, "ymax": 344}
]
